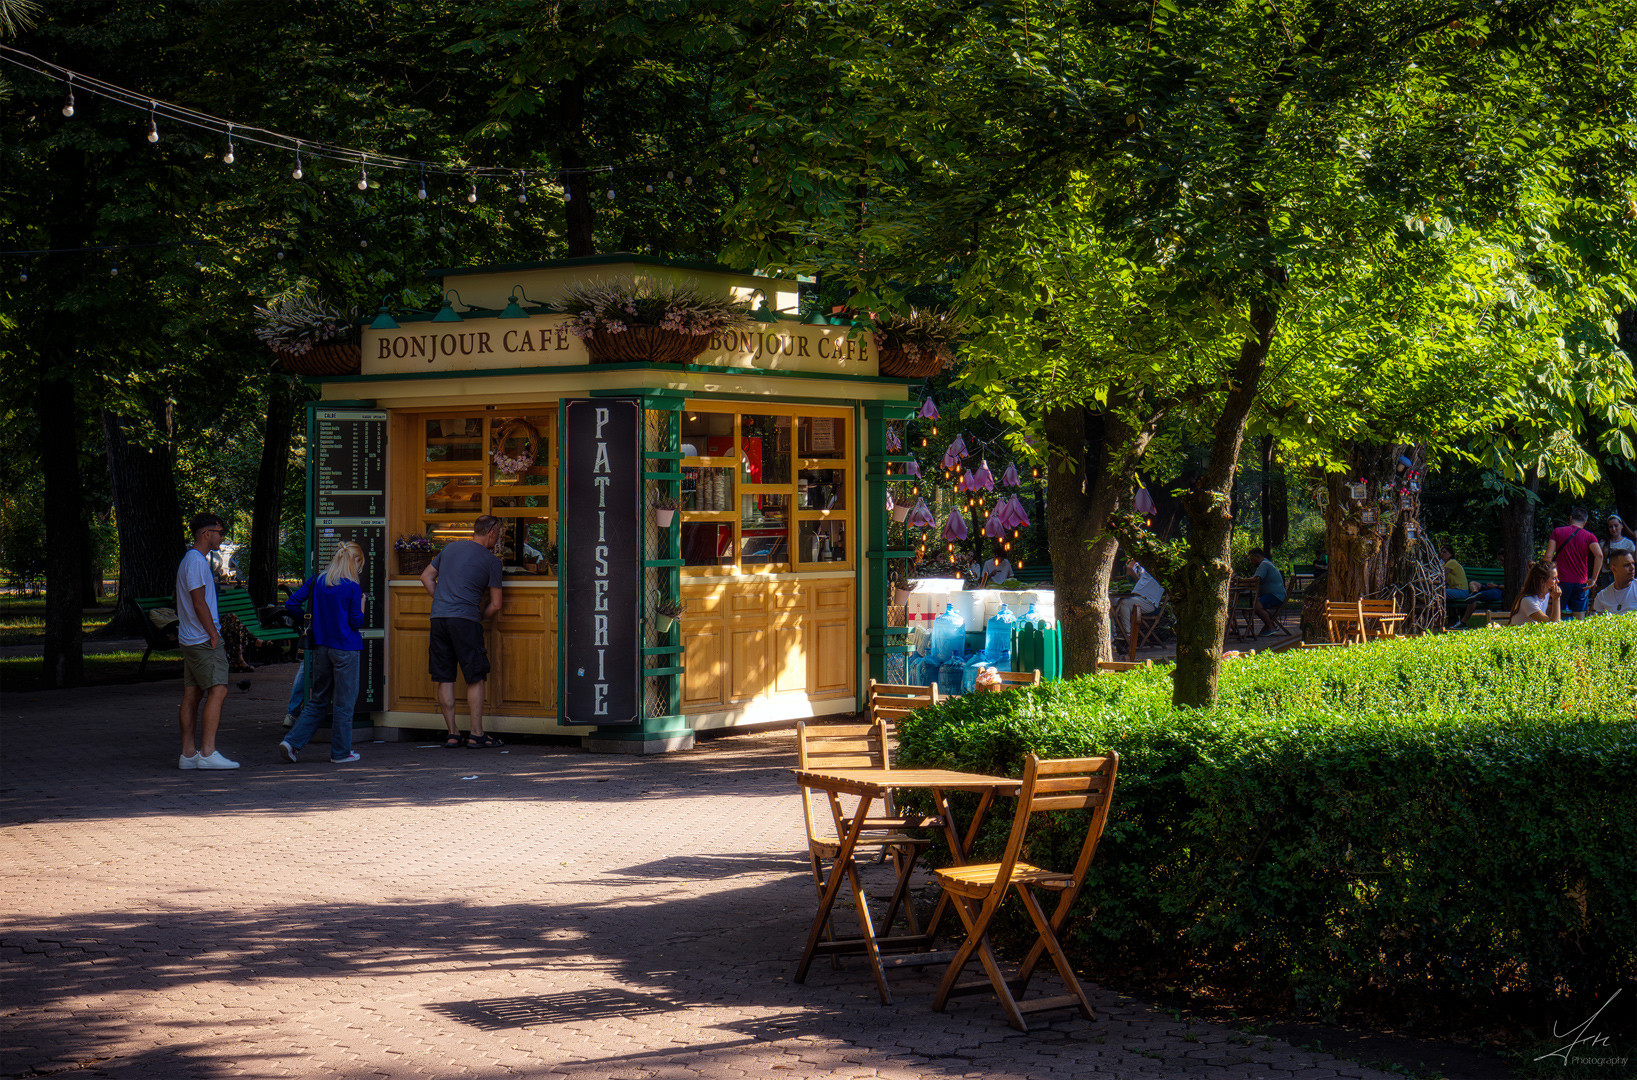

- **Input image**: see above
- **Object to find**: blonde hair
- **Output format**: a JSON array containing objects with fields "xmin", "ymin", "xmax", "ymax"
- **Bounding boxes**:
[{"xmin": 322, "ymin": 542, "xmax": 364, "ymax": 587}]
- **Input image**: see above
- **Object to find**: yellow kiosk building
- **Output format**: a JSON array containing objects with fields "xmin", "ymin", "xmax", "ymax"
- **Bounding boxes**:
[{"xmin": 308, "ymin": 254, "xmax": 917, "ymax": 752}]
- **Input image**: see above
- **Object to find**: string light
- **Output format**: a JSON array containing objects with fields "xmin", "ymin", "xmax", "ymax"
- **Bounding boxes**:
[
  {"xmin": 417, "ymin": 167, "xmax": 427, "ymax": 200},
  {"xmin": 563, "ymin": 184, "xmax": 572, "ymax": 202},
  {"xmin": 61, "ymin": 75, "xmax": 73, "ymax": 117},
  {"xmin": 516, "ymin": 171, "xmax": 527, "ymax": 205},
  {"xmin": 146, "ymin": 100, "xmax": 158, "ymax": 142},
  {"xmin": 645, "ymin": 182, "xmax": 654, "ymax": 193},
  {"xmin": 467, "ymin": 178, "xmax": 478, "ymax": 203},
  {"xmin": 222, "ymin": 125, "xmax": 235, "ymax": 164},
  {"xmin": 607, "ymin": 186, "xmax": 615, "ymax": 200},
  {"xmin": 291, "ymin": 143, "xmax": 303, "ymax": 180},
  {"xmin": 356, "ymin": 164, "xmax": 368, "ymax": 191}
]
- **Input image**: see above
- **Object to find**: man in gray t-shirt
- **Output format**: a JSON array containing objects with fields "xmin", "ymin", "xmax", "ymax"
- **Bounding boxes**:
[{"xmin": 420, "ymin": 516, "xmax": 504, "ymax": 748}]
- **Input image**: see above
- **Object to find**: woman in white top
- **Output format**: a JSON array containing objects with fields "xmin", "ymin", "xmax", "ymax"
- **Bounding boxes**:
[
  {"xmin": 1509, "ymin": 562, "xmax": 1562, "ymax": 625},
  {"xmin": 1606, "ymin": 515, "xmax": 1636, "ymax": 556}
]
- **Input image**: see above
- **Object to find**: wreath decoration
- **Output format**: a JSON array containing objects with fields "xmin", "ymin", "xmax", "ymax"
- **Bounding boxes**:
[{"xmin": 491, "ymin": 418, "xmax": 541, "ymax": 477}]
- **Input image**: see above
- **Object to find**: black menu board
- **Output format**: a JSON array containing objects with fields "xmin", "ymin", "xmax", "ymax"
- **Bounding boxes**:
[
  {"xmin": 560, "ymin": 399, "xmax": 640, "ymax": 726},
  {"xmin": 310, "ymin": 409, "xmax": 387, "ymax": 713}
]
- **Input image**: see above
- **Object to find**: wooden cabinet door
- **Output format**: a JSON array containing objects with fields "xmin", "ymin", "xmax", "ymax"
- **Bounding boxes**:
[
  {"xmin": 682, "ymin": 619, "xmax": 725, "ymax": 711},
  {"xmin": 493, "ymin": 590, "xmax": 550, "ymax": 709},
  {"xmin": 810, "ymin": 614, "xmax": 853, "ymax": 695}
]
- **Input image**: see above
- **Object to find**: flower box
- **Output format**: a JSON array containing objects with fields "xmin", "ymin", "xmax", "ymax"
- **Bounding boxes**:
[{"xmin": 585, "ymin": 326, "xmax": 712, "ymax": 365}]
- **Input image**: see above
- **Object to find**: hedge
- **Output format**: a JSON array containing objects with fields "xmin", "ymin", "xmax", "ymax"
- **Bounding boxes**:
[{"xmin": 896, "ymin": 618, "xmax": 1637, "ymax": 1028}]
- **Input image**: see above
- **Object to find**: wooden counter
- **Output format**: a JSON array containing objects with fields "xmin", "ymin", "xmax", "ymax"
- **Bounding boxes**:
[{"xmin": 387, "ymin": 578, "xmax": 557, "ymax": 716}]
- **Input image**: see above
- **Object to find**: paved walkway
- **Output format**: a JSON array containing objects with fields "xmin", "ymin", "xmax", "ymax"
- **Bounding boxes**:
[{"xmin": 1, "ymin": 667, "xmax": 1400, "ymax": 1080}]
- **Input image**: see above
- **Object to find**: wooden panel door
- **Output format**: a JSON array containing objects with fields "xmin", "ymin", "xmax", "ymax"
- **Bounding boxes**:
[
  {"xmin": 810, "ymin": 614, "xmax": 853, "ymax": 695},
  {"xmin": 728, "ymin": 623, "xmax": 769, "ymax": 702},
  {"xmin": 493, "ymin": 590, "xmax": 550, "ymax": 709}
]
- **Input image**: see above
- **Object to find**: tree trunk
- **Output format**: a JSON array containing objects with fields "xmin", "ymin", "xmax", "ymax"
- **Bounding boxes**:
[
  {"xmin": 248, "ymin": 375, "xmax": 299, "ymax": 607},
  {"xmin": 1268, "ymin": 444, "xmax": 1288, "ymax": 551},
  {"xmin": 102, "ymin": 408, "xmax": 183, "ymax": 637},
  {"xmin": 1170, "ymin": 297, "xmax": 1275, "ymax": 707},
  {"xmin": 37, "ymin": 333, "xmax": 85, "ymax": 688},
  {"xmin": 1323, "ymin": 444, "xmax": 1399, "ymax": 602},
  {"xmin": 1499, "ymin": 468, "xmax": 1540, "ymax": 602},
  {"xmin": 1044, "ymin": 407, "xmax": 1125, "ymax": 674}
]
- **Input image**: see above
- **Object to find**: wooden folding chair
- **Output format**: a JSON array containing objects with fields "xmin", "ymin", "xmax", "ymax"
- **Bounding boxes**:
[
  {"xmin": 1360, "ymin": 599, "xmax": 1406, "ymax": 639},
  {"xmin": 1096, "ymin": 659, "xmax": 1151, "ymax": 672},
  {"xmin": 1324, "ymin": 600, "xmax": 1367, "ymax": 644},
  {"xmin": 795, "ymin": 720, "xmax": 931, "ymax": 957},
  {"xmin": 985, "ymin": 669, "xmax": 1042, "ymax": 691},
  {"xmin": 866, "ymin": 679, "xmax": 940, "ymax": 730},
  {"xmin": 932, "ymin": 752, "xmax": 1121, "ymax": 1032}
]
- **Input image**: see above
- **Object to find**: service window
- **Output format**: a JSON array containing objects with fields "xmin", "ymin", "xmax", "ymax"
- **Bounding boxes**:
[
  {"xmin": 415, "ymin": 411, "xmax": 557, "ymax": 576},
  {"xmin": 679, "ymin": 405, "xmax": 851, "ymax": 574}
]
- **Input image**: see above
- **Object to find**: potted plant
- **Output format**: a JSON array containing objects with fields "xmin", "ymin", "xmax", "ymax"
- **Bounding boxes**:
[
  {"xmin": 872, "ymin": 308, "xmax": 965, "ymax": 378},
  {"xmin": 254, "ymin": 292, "xmax": 361, "ymax": 375},
  {"xmin": 654, "ymin": 496, "xmax": 677, "ymax": 528},
  {"xmin": 394, "ymin": 534, "xmax": 435, "ymax": 577},
  {"xmin": 560, "ymin": 276, "xmax": 751, "ymax": 364},
  {"xmin": 654, "ymin": 596, "xmax": 686, "ymax": 633}
]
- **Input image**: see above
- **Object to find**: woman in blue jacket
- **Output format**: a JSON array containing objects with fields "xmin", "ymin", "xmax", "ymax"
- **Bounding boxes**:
[{"xmin": 279, "ymin": 542, "xmax": 367, "ymax": 763}]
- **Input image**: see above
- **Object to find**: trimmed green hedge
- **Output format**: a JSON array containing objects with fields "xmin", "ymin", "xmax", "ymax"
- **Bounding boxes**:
[{"xmin": 897, "ymin": 619, "xmax": 1637, "ymax": 1027}]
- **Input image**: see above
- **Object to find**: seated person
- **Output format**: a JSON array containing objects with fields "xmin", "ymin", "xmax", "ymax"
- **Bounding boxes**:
[
  {"xmin": 968, "ymin": 543, "xmax": 1013, "ymax": 588},
  {"xmin": 1509, "ymin": 562, "xmax": 1562, "ymax": 625},
  {"xmin": 1441, "ymin": 544, "xmax": 1501, "ymax": 627},
  {"xmin": 1235, "ymin": 548, "xmax": 1286, "ymax": 636},
  {"xmin": 1114, "ymin": 558, "xmax": 1165, "ymax": 641},
  {"xmin": 1591, "ymin": 549, "xmax": 1637, "ymax": 614}
]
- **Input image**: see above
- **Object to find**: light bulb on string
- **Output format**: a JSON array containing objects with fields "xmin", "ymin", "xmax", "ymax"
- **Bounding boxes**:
[
  {"xmin": 356, "ymin": 164, "xmax": 369, "ymax": 191},
  {"xmin": 61, "ymin": 77, "xmax": 74, "ymax": 117},
  {"xmin": 751, "ymin": 145, "xmax": 759, "ymax": 165},
  {"xmin": 607, "ymin": 186, "xmax": 615, "ymax": 201},
  {"xmin": 18, "ymin": 261, "xmax": 29, "ymax": 283},
  {"xmin": 468, "ymin": 179, "xmax": 478, "ymax": 203},
  {"xmin": 517, "ymin": 170, "xmax": 527, "ymax": 205},
  {"xmin": 645, "ymin": 182, "xmax": 654, "ymax": 193},
  {"xmin": 146, "ymin": 101, "xmax": 159, "ymax": 143},
  {"xmin": 564, "ymin": 184, "xmax": 572, "ymax": 202},
  {"xmin": 417, "ymin": 167, "xmax": 427, "ymax": 200},
  {"xmin": 109, "ymin": 259, "xmax": 119, "ymax": 277},
  {"xmin": 717, "ymin": 164, "xmax": 727, "ymax": 175},
  {"xmin": 291, "ymin": 144, "xmax": 303, "ymax": 181},
  {"xmin": 667, "ymin": 170, "xmax": 674, "ymax": 180},
  {"xmin": 684, "ymin": 173, "xmax": 693, "ymax": 186},
  {"xmin": 222, "ymin": 126, "xmax": 235, "ymax": 165}
]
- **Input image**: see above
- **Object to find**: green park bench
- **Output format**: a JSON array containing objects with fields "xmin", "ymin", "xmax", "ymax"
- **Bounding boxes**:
[
  {"xmin": 136, "ymin": 587, "xmax": 301, "ymax": 674},
  {"xmin": 1008, "ymin": 564, "xmax": 1054, "ymax": 587},
  {"xmin": 1449, "ymin": 566, "xmax": 1506, "ymax": 624}
]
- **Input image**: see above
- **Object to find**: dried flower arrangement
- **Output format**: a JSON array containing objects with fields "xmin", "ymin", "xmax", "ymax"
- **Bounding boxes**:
[
  {"xmin": 254, "ymin": 293, "xmax": 357, "ymax": 358},
  {"xmin": 872, "ymin": 308, "xmax": 966, "ymax": 378},
  {"xmin": 559, "ymin": 276, "xmax": 751, "ymax": 363}
]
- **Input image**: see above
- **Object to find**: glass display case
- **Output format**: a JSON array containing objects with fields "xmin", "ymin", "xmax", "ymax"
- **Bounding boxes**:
[{"xmin": 411, "ymin": 411, "xmax": 557, "ymax": 576}]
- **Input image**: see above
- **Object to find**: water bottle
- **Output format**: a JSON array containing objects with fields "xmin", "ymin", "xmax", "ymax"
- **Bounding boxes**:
[
  {"xmin": 930, "ymin": 604, "xmax": 966, "ymax": 663},
  {"xmin": 985, "ymin": 603, "xmax": 1018, "ymax": 667},
  {"xmin": 937, "ymin": 659, "xmax": 966, "ymax": 696},
  {"xmin": 1020, "ymin": 601, "xmax": 1042, "ymax": 627}
]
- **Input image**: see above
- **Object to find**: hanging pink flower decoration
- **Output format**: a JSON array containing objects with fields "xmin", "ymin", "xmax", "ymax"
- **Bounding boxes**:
[
  {"xmin": 906, "ymin": 460, "xmax": 921, "ymax": 478},
  {"xmin": 1001, "ymin": 463, "xmax": 1020, "ymax": 488},
  {"xmin": 955, "ymin": 469, "xmax": 975, "ymax": 493},
  {"xmin": 982, "ymin": 505, "xmax": 1006, "ymax": 538},
  {"xmin": 885, "ymin": 425, "xmax": 902, "ymax": 452},
  {"xmin": 885, "ymin": 489, "xmax": 895, "ymax": 512},
  {"xmin": 940, "ymin": 434, "xmax": 969, "ymax": 470},
  {"xmin": 1007, "ymin": 495, "xmax": 1030, "ymax": 529},
  {"xmin": 906, "ymin": 498, "xmax": 935, "ymax": 528},
  {"xmin": 918, "ymin": 398, "xmax": 940, "ymax": 420},
  {"xmin": 973, "ymin": 460, "xmax": 994, "ymax": 491},
  {"xmin": 942, "ymin": 508, "xmax": 969, "ymax": 541}
]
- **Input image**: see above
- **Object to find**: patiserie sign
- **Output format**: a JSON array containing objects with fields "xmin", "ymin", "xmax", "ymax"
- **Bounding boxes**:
[{"xmin": 560, "ymin": 399, "xmax": 640, "ymax": 725}]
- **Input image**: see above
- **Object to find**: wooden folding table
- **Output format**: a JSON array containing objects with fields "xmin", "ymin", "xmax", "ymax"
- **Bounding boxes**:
[{"xmin": 792, "ymin": 766, "xmax": 1021, "ymax": 1004}]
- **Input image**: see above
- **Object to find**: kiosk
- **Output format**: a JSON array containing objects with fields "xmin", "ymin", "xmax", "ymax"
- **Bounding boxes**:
[{"xmin": 307, "ymin": 254, "xmax": 918, "ymax": 752}]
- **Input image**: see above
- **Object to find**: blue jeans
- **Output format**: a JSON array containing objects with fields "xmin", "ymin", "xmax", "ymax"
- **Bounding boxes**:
[
  {"xmin": 285, "ymin": 647, "xmax": 360, "ymax": 759},
  {"xmin": 285, "ymin": 656, "xmax": 308, "ymax": 716},
  {"xmin": 1560, "ymin": 581, "xmax": 1589, "ymax": 614}
]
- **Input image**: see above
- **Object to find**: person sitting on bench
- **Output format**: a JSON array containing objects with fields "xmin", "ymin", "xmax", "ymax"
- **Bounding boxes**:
[
  {"xmin": 1114, "ymin": 558, "xmax": 1164, "ymax": 644},
  {"xmin": 1236, "ymin": 548, "xmax": 1285, "ymax": 636}
]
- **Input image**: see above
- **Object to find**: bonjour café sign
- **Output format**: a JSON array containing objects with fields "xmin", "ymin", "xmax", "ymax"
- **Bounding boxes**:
[{"xmin": 365, "ymin": 313, "xmax": 877, "ymax": 376}]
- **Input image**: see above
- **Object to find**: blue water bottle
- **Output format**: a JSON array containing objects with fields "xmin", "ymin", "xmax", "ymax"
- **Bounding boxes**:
[
  {"xmin": 931, "ymin": 604, "xmax": 966, "ymax": 663},
  {"xmin": 985, "ymin": 603, "xmax": 1017, "ymax": 668}
]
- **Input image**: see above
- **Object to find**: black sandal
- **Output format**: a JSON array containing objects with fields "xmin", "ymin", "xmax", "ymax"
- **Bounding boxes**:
[
  {"xmin": 442, "ymin": 733, "xmax": 465, "ymax": 748},
  {"xmin": 466, "ymin": 733, "xmax": 504, "ymax": 748}
]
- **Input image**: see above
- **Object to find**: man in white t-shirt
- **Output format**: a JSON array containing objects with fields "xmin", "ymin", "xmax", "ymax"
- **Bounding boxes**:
[
  {"xmin": 175, "ymin": 514, "xmax": 238, "ymax": 770},
  {"xmin": 969, "ymin": 544, "xmax": 1013, "ymax": 588},
  {"xmin": 1115, "ymin": 559, "xmax": 1165, "ymax": 644},
  {"xmin": 1592, "ymin": 550, "xmax": 1637, "ymax": 615}
]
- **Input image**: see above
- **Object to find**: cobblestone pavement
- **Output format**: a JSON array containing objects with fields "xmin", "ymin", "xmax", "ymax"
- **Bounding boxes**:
[{"xmin": 2, "ymin": 667, "xmax": 1401, "ymax": 1080}]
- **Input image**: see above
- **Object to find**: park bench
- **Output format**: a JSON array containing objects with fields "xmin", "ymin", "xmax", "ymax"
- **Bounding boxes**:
[
  {"xmin": 135, "ymin": 587, "xmax": 301, "ymax": 674},
  {"xmin": 1449, "ymin": 566, "xmax": 1506, "ymax": 624},
  {"xmin": 1009, "ymin": 564, "xmax": 1053, "ymax": 587}
]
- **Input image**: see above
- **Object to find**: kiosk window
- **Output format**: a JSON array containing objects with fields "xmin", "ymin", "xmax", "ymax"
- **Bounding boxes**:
[{"xmin": 412, "ymin": 410, "xmax": 557, "ymax": 577}]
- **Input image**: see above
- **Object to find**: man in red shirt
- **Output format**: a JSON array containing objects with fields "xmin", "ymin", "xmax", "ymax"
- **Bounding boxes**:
[{"xmin": 1544, "ymin": 507, "xmax": 1604, "ymax": 615}]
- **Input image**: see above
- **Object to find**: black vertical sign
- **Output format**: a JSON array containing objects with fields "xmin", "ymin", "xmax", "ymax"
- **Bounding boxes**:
[
  {"xmin": 310, "ymin": 408, "xmax": 387, "ymax": 713},
  {"xmin": 561, "ymin": 399, "xmax": 641, "ymax": 725}
]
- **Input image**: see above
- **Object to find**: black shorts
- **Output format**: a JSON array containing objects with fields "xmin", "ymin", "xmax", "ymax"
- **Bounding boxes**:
[{"xmin": 429, "ymin": 617, "xmax": 490, "ymax": 683}]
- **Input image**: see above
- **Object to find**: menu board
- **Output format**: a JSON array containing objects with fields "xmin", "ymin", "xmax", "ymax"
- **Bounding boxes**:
[
  {"xmin": 314, "ymin": 409, "xmax": 386, "ymax": 518},
  {"xmin": 310, "ymin": 409, "xmax": 387, "ymax": 713},
  {"xmin": 559, "ymin": 399, "xmax": 640, "ymax": 726}
]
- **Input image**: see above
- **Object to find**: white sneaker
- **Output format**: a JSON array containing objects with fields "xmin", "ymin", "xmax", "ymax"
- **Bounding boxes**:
[
  {"xmin": 279, "ymin": 741, "xmax": 298, "ymax": 763},
  {"xmin": 330, "ymin": 752, "xmax": 361, "ymax": 763},
  {"xmin": 178, "ymin": 753, "xmax": 200, "ymax": 770},
  {"xmin": 195, "ymin": 751, "xmax": 240, "ymax": 770}
]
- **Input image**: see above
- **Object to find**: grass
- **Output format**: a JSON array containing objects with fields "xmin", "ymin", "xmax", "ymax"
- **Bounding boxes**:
[
  {"xmin": 0, "ymin": 597, "xmax": 119, "ymax": 646},
  {"xmin": 0, "ymin": 650, "xmax": 181, "ymax": 692}
]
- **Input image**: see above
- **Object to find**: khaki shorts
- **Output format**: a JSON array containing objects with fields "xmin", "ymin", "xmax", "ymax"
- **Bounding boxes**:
[{"xmin": 181, "ymin": 643, "xmax": 229, "ymax": 689}]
